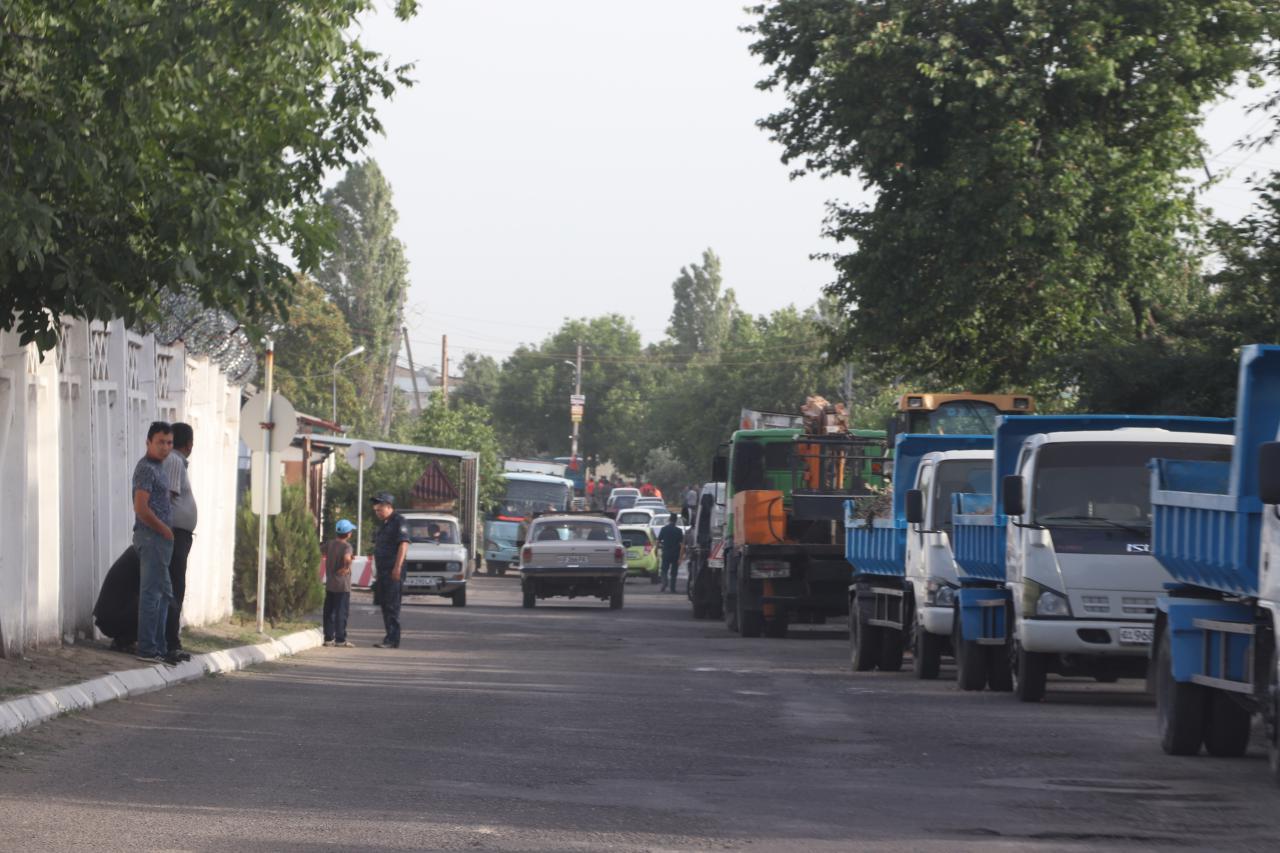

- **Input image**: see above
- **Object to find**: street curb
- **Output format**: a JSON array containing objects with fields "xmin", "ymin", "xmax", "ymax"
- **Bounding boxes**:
[{"xmin": 0, "ymin": 628, "xmax": 323, "ymax": 739}]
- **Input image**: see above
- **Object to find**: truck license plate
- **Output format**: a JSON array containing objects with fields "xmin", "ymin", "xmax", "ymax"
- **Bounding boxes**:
[{"xmin": 1118, "ymin": 627, "xmax": 1153, "ymax": 645}]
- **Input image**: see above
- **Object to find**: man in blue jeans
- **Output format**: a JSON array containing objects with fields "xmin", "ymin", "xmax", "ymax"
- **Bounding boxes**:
[
  {"xmin": 132, "ymin": 421, "xmax": 180, "ymax": 666},
  {"xmin": 658, "ymin": 514, "xmax": 684, "ymax": 593}
]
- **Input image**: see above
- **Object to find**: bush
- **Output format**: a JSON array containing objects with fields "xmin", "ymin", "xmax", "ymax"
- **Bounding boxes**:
[{"xmin": 234, "ymin": 485, "xmax": 323, "ymax": 622}]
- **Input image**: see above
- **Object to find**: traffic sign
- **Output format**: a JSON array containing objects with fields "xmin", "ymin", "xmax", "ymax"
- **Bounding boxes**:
[
  {"xmin": 239, "ymin": 392, "xmax": 296, "ymax": 454},
  {"xmin": 344, "ymin": 441, "xmax": 377, "ymax": 471}
]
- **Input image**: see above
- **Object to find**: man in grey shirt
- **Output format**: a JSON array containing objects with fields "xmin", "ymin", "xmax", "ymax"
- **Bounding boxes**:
[
  {"xmin": 163, "ymin": 422, "xmax": 197, "ymax": 659},
  {"xmin": 133, "ymin": 421, "xmax": 178, "ymax": 664}
]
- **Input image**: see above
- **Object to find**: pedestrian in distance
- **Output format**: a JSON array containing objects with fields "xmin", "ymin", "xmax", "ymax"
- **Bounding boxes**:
[
  {"xmin": 132, "ymin": 421, "xmax": 181, "ymax": 666},
  {"xmin": 162, "ymin": 422, "xmax": 196, "ymax": 661},
  {"xmin": 658, "ymin": 513, "xmax": 684, "ymax": 593},
  {"xmin": 682, "ymin": 484, "xmax": 698, "ymax": 526},
  {"xmin": 323, "ymin": 520, "xmax": 356, "ymax": 647},
  {"xmin": 370, "ymin": 492, "xmax": 410, "ymax": 649}
]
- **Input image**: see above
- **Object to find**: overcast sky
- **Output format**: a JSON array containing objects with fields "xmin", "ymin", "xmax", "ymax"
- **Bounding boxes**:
[{"xmin": 356, "ymin": 2, "xmax": 1277, "ymax": 371}]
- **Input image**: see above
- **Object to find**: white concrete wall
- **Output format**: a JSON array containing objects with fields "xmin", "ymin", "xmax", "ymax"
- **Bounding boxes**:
[{"xmin": 0, "ymin": 320, "xmax": 242, "ymax": 658}]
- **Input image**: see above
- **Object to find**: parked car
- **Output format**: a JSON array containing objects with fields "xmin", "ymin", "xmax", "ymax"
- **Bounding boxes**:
[
  {"xmin": 634, "ymin": 497, "xmax": 668, "ymax": 510},
  {"xmin": 483, "ymin": 519, "xmax": 522, "ymax": 576},
  {"xmin": 619, "ymin": 525, "xmax": 660, "ymax": 581},
  {"xmin": 518, "ymin": 514, "xmax": 627, "ymax": 609},
  {"xmin": 400, "ymin": 512, "xmax": 469, "ymax": 606}
]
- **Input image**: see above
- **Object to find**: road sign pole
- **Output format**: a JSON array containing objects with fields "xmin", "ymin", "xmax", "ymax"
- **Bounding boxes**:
[
  {"xmin": 356, "ymin": 453, "xmax": 365, "ymax": 557},
  {"xmin": 257, "ymin": 339, "xmax": 274, "ymax": 634}
]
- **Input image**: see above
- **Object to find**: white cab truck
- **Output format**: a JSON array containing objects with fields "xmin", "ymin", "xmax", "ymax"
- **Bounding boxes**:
[
  {"xmin": 1149, "ymin": 344, "xmax": 1280, "ymax": 772},
  {"xmin": 951, "ymin": 415, "xmax": 1234, "ymax": 699},
  {"xmin": 686, "ymin": 481, "xmax": 727, "ymax": 620},
  {"xmin": 845, "ymin": 435, "xmax": 993, "ymax": 677}
]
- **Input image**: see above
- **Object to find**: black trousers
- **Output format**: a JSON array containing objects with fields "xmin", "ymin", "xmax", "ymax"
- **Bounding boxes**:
[
  {"xmin": 166, "ymin": 528, "xmax": 194, "ymax": 649},
  {"xmin": 378, "ymin": 574, "xmax": 402, "ymax": 646},
  {"xmin": 323, "ymin": 591, "xmax": 350, "ymax": 642}
]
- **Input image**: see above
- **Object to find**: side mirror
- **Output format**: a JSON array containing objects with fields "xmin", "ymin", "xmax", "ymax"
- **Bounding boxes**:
[
  {"xmin": 712, "ymin": 454, "xmax": 728, "ymax": 483},
  {"xmin": 1259, "ymin": 442, "xmax": 1280, "ymax": 506},
  {"xmin": 1002, "ymin": 475, "xmax": 1025, "ymax": 517},
  {"xmin": 904, "ymin": 490, "xmax": 925, "ymax": 525}
]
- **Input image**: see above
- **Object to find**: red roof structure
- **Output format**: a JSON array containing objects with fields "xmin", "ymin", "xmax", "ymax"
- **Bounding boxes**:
[{"xmin": 412, "ymin": 459, "xmax": 459, "ymax": 505}]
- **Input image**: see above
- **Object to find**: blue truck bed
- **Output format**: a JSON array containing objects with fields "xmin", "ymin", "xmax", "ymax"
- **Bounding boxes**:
[
  {"xmin": 951, "ymin": 493, "xmax": 1006, "ymax": 582},
  {"xmin": 844, "ymin": 518, "xmax": 907, "ymax": 577},
  {"xmin": 1149, "ymin": 345, "xmax": 1280, "ymax": 597}
]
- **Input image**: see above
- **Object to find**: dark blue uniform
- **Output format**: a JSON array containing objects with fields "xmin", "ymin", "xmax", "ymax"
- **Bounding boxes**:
[
  {"xmin": 374, "ymin": 511, "xmax": 411, "ymax": 647},
  {"xmin": 657, "ymin": 522, "xmax": 684, "ymax": 593}
]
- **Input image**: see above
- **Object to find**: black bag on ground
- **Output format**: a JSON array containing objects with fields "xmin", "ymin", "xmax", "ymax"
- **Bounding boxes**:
[{"xmin": 93, "ymin": 546, "xmax": 140, "ymax": 644}]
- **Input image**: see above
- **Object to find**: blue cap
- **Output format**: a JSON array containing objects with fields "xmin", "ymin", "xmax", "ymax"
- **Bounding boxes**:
[{"xmin": 335, "ymin": 519, "xmax": 356, "ymax": 534}]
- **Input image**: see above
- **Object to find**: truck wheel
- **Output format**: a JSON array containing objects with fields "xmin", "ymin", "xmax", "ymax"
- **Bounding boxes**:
[
  {"xmin": 522, "ymin": 590, "xmax": 536, "ymax": 609},
  {"xmin": 610, "ymin": 581, "xmax": 625, "ymax": 610},
  {"xmin": 1203, "ymin": 691, "xmax": 1251, "ymax": 757},
  {"xmin": 955, "ymin": 638, "xmax": 988, "ymax": 691},
  {"xmin": 1156, "ymin": 628, "xmax": 1205, "ymax": 756},
  {"xmin": 1268, "ymin": 683, "xmax": 1280, "ymax": 783},
  {"xmin": 738, "ymin": 596, "xmax": 763, "ymax": 638},
  {"xmin": 497, "ymin": 564, "xmax": 508, "ymax": 577},
  {"xmin": 1013, "ymin": 642, "xmax": 1047, "ymax": 702},
  {"xmin": 986, "ymin": 645, "xmax": 1013, "ymax": 692},
  {"xmin": 913, "ymin": 622, "xmax": 942, "ymax": 680},
  {"xmin": 765, "ymin": 613, "xmax": 789, "ymax": 639},
  {"xmin": 849, "ymin": 599, "xmax": 881, "ymax": 672},
  {"xmin": 878, "ymin": 629, "xmax": 904, "ymax": 672},
  {"xmin": 692, "ymin": 596, "xmax": 707, "ymax": 619},
  {"xmin": 451, "ymin": 587, "xmax": 467, "ymax": 607}
]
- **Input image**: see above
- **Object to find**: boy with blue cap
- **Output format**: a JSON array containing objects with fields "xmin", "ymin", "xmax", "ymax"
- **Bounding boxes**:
[{"xmin": 323, "ymin": 519, "xmax": 356, "ymax": 647}]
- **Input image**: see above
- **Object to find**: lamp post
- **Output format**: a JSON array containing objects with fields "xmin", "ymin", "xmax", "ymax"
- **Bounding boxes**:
[
  {"xmin": 331, "ymin": 345, "xmax": 365, "ymax": 425},
  {"xmin": 564, "ymin": 344, "xmax": 582, "ymax": 473}
]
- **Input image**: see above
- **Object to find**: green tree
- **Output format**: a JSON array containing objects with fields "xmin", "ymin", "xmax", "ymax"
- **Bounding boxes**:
[
  {"xmin": 454, "ymin": 353, "xmax": 501, "ymax": 410},
  {"xmin": 234, "ymin": 486, "xmax": 324, "ymax": 622},
  {"xmin": 667, "ymin": 249, "xmax": 737, "ymax": 355},
  {"xmin": 493, "ymin": 315, "xmax": 653, "ymax": 467},
  {"xmin": 314, "ymin": 160, "xmax": 411, "ymax": 427},
  {"xmin": 749, "ymin": 1, "xmax": 1269, "ymax": 395},
  {"xmin": 271, "ymin": 276, "xmax": 363, "ymax": 424},
  {"xmin": 0, "ymin": 0, "xmax": 417, "ymax": 352}
]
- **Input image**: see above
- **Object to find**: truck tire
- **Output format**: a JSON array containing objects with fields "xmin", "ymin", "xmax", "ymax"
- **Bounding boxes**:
[
  {"xmin": 952, "ymin": 613, "xmax": 987, "ymax": 691},
  {"xmin": 522, "ymin": 589, "xmax": 536, "ymax": 609},
  {"xmin": 765, "ymin": 612, "xmax": 789, "ymax": 639},
  {"xmin": 849, "ymin": 599, "xmax": 881, "ymax": 672},
  {"xmin": 913, "ymin": 620, "xmax": 943, "ymax": 680},
  {"xmin": 497, "ymin": 564, "xmax": 508, "ymax": 577},
  {"xmin": 1013, "ymin": 642, "xmax": 1047, "ymax": 702},
  {"xmin": 610, "ymin": 581, "xmax": 625, "ymax": 610},
  {"xmin": 986, "ymin": 645, "xmax": 1013, "ymax": 692},
  {"xmin": 1156, "ymin": 628, "xmax": 1205, "ymax": 756},
  {"xmin": 878, "ymin": 629, "xmax": 904, "ymax": 672},
  {"xmin": 692, "ymin": 595, "xmax": 707, "ymax": 619},
  {"xmin": 1268, "ymin": 681, "xmax": 1280, "ymax": 784},
  {"xmin": 1203, "ymin": 691, "xmax": 1251, "ymax": 757},
  {"xmin": 451, "ymin": 587, "xmax": 467, "ymax": 607}
]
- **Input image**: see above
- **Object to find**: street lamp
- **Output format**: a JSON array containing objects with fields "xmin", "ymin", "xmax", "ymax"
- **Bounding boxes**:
[{"xmin": 332, "ymin": 345, "xmax": 365, "ymax": 425}]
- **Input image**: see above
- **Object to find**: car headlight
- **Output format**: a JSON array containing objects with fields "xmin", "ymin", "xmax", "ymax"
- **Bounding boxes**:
[
  {"xmin": 926, "ymin": 578, "xmax": 957, "ymax": 607},
  {"xmin": 1024, "ymin": 579, "xmax": 1071, "ymax": 617},
  {"xmin": 447, "ymin": 561, "xmax": 463, "ymax": 572},
  {"xmin": 485, "ymin": 540, "xmax": 499, "ymax": 551}
]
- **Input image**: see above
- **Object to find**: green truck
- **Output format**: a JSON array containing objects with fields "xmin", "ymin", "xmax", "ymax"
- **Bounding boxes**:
[{"xmin": 717, "ymin": 409, "xmax": 887, "ymax": 638}]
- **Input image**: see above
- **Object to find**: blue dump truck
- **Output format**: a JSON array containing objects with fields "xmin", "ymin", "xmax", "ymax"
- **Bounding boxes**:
[
  {"xmin": 1149, "ymin": 345, "xmax": 1280, "ymax": 772},
  {"xmin": 844, "ymin": 434, "xmax": 993, "ymax": 676},
  {"xmin": 950, "ymin": 414, "xmax": 1234, "ymax": 699}
]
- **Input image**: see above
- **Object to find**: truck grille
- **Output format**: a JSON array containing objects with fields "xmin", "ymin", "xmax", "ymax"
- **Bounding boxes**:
[{"xmin": 1122, "ymin": 596, "xmax": 1156, "ymax": 616}]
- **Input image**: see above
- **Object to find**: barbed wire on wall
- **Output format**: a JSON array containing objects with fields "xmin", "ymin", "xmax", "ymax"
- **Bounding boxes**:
[{"xmin": 149, "ymin": 288, "xmax": 259, "ymax": 386}]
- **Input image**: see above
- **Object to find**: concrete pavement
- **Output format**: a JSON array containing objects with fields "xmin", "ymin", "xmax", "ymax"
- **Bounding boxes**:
[{"xmin": 1, "ymin": 576, "xmax": 1278, "ymax": 851}]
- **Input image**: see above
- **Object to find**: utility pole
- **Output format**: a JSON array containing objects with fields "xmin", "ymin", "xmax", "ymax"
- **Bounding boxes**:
[
  {"xmin": 380, "ymin": 356, "xmax": 396, "ymax": 434},
  {"xmin": 256, "ymin": 339, "xmax": 274, "ymax": 635},
  {"xmin": 441, "ymin": 334, "xmax": 450, "ymax": 409},
  {"xmin": 571, "ymin": 341, "xmax": 582, "ymax": 466},
  {"xmin": 402, "ymin": 326, "xmax": 423, "ymax": 414},
  {"xmin": 843, "ymin": 362, "xmax": 853, "ymax": 413}
]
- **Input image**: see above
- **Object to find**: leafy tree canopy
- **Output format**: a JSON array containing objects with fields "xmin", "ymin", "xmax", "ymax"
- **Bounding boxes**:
[
  {"xmin": 749, "ymin": 0, "xmax": 1270, "ymax": 395},
  {"xmin": 0, "ymin": 0, "xmax": 418, "ymax": 351}
]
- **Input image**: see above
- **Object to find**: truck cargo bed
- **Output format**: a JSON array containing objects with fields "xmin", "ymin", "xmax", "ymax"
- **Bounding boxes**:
[
  {"xmin": 951, "ymin": 493, "xmax": 1006, "ymax": 582},
  {"xmin": 1151, "ymin": 459, "xmax": 1260, "ymax": 596}
]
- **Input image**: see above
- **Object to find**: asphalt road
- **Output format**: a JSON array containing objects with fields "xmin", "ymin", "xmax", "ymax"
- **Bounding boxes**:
[{"xmin": 2, "ymin": 576, "xmax": 1279, "ymax": 852}]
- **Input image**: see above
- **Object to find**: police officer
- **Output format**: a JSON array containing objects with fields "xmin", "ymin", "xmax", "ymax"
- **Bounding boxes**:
[{"xmin": 370, "ymin": 491, "xmax": 410, "ymax": 649}]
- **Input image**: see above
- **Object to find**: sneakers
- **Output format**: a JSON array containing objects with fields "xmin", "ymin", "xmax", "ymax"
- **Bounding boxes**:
[
  {"xmin": 372, "ymin": 642, "xmax": 399, "ymax": 649},
  {"xmin": 322, "ymin": 640, "xmax": 335, "ymax": 647},
  {"xmin": 161, "ymin": 652, "xmax": 184, "ymax": 666},
  {"xmin": 338, "ymin": 641, "xmax": 355, "ymax": 648},
  {"xmin": 135, "ymin": 653, "xmax": 164, "ymax": 664}
]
